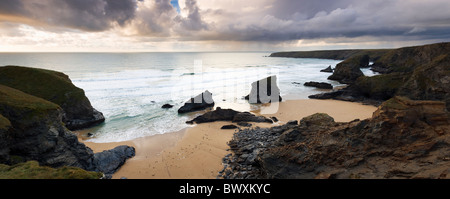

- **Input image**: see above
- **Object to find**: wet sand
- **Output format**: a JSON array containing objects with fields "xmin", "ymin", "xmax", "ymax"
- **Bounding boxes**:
[{"xmin": 78, "ymin": 99, "xmax": 378, "ymax": 179}]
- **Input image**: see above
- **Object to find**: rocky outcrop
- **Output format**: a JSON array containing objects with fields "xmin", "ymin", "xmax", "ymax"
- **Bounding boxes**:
[
  {"xmin": 397, "ymin": 54, "xmax": 450, "ymax": 111},
  {"xmin": 187, "ymin": 107, "xmax": 273, "ymax": 124},
  {"xmin": 0, "ymin": 66, "xmax": 105, "ymax": 130},
  {"xmin": 233, "ymin": 112, "xmax": 274, "ymax": 123},
  {"xmin": 308, "ymin": 84, "xmax": 383, "ymax": 106},
  {"xmin": 92, "ymin": 145, "xmax": 136, "ymax": 175},
  {"xmin": 219, "ymin": 122, "xmax": 299, "ymax": 179},
  {"xmin": 371, "ymin": 42, "xmax": 450, "ymax": 74},
  {"xmin": 304, "ymin": 81, "xmax": 333, "ymax": 89},
  {"xmin": 355, "ymin": 73, "xmax": 409, "ymax": 101},
  {"xmin": 161, "ymin": 104, "xmax": 174, "ymax": 109},
  {"xmin": 178, "ymin": 90, "xmax": 215, "ymax": 113},
  {"xmin": 219, "ymin": 97, "xmax": 450, "ymax": 179},
  {"xmin": 320, "ymin": 66, "xmax": 333, "ymax": 73},
  {"xmin": 0, "ymin": 84, "xmax": 134, "ymax": 177},
  {"xmin": 245, "ymin": 76, "xmax": 282, "ymax": 104},
  {"xmin": 327, "ymin": 55, "xmax": 368, "ymax": 84},
  {"xmin": 305, "ymin": 42, "xmax": 450, "ymax": 111}
]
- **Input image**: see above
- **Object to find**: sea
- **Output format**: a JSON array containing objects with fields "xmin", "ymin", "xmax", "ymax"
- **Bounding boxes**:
[{"xmin": 0, "ymin": 52, "xmax": 377, "ymax": 143}]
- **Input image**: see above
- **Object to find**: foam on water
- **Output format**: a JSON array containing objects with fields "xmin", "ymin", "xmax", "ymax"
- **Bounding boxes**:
[{"xmin": 0, "ymin": 52, "xmax": 347, "ymax": 143}]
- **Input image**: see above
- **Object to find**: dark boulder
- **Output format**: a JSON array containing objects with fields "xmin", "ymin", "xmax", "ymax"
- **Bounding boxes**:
[
  {"xmin": 232, "ymin": 112, "xmax": 273, "ymax": 123},
  {"xmin": 286, "ymin": 120, "xmax": 298, "ymax": 125},
  {"xmin": 178, "ymin": 90, "xmax": 215, "ymax": 113},
  {"xmin": 245, "ymin": 76, "xmax": 282, "ymax": 104},
  {"xmin": 92, "ymin": 145, "xmax": 136, "ymax": 175},
  {"xmin": 187, "ymin": 107, "xmax": 273, "ymax": 124},
  {"xmin": 221, "ymin": 125, "xmax": 239, "ymax": 130},
  {"xmin": 304, "ymin": 81, "xmax": 333, "ymax": 89},
  {"xmin": 161, "ymin": 104, "xmax": 174, "ymax": 109},
  {"xmin": 187, "ymin": 107, "xmax": 239, "ymax": 124},
  {"xmin": 270, "ymin": 117, "xmax": 279, "ymax": 122},
  {"xmin": 309, "ymin": 90, "xmax": 345, "ymax": 100}
]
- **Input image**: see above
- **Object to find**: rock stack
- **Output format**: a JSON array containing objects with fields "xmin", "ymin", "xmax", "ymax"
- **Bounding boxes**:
[
  {"xmin": 245, "ymin": 76, "xmax": 282, "ymax": 104},
  {"xmin": 178, "ymin": 90, "xmax": 215, "ymax": 113}
]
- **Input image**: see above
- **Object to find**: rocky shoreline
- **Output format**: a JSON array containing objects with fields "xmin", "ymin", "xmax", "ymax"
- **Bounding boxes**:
[{"xmin": 218, "ymin": 97, "xmax": 450, "ymax": 179}]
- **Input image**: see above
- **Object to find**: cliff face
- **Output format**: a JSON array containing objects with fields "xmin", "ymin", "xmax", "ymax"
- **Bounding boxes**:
[
  {"xmin": 355, "ymin": 43, "xmax": 450, "ymax": 110},
  {"xmin": 371, "ymin": 42, "xmax": 450, "ymax": 73},
  {"xmin": 0, "ymin": 85, "xmax": 94, "ymax": 169},
  {"xmin": 259, "ymin": 97, "xmax": 450, "ymax": 179},
  {"xmin": 397, "ymin": 54, "xmax": 450, "ymax": 111},
  {"xmin": 0, "ymin": 66, "xmax": 105, "ymax": 130},
  {"xmin": 296, "ymin": 42, "xmax": 450, "ymax": 111},
  {"xmin": 327, "ymin": 55, "xmax": 368, "ymax": 84},
  {"xmin": 0, "ymin": 68, "xmax": 135, "ymax": 177}
]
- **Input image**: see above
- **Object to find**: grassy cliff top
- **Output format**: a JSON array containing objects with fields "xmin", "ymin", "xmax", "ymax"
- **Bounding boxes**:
[
  {"xmin": 0, "ymin": 84, "xmax": 60, "ymax": 121},
  {"xmin": 0, "ymin": 161, "xmax": 102, "ymax": 179},
  {"xmin": 0, "ymin": 66, "xmax": 87, "ymax": 107},
  {"xmin": 374, "ymin": 42, "xmax": 450, "ymax": 73}
]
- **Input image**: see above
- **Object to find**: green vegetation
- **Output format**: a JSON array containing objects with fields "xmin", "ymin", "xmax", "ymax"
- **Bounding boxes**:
[
  {"xmin": 0, "ymin": 66, "xmax": 87, "ymax": 111},
  {"xmin": 0, "ymin": 161, "xmax": 103, "ymax": 179},
  {"xmin": 356, "ymin": 73, "xmax": 408, "ymax": 100},
  {"xmin": 409, "ymin": 54, "xmax": 449, "ymax": 89},
  {"xmin": 0, "ymin": 84, "xmax": 61, "ymax": 121},
  {"xmin": 373, "ymin": 42, "xmax": 450, "ymax": 73}
]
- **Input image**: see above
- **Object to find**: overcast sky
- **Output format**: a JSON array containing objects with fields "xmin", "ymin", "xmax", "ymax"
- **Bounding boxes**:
[{"xmin": 0, "ymin": 0, "xmax": 449, "ymax": 52}]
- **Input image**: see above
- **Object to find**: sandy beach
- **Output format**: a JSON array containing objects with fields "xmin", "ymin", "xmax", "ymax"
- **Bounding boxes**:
[{"xmin": 79, "ymin": 99, "xmax": 378, "ymax": 179}]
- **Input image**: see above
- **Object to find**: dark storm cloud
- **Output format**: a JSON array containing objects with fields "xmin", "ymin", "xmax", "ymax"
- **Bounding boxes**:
[
  {"xmin": 0, "ymin": 0, "xmax": 138, "ymax": 31},
  {"xmin": 202, "ymin": 0, "xmax": 450, "ymax": 42},
  {"xmin": 1, "ymin": 0, "xmax": 449, "ymax": 44}
]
